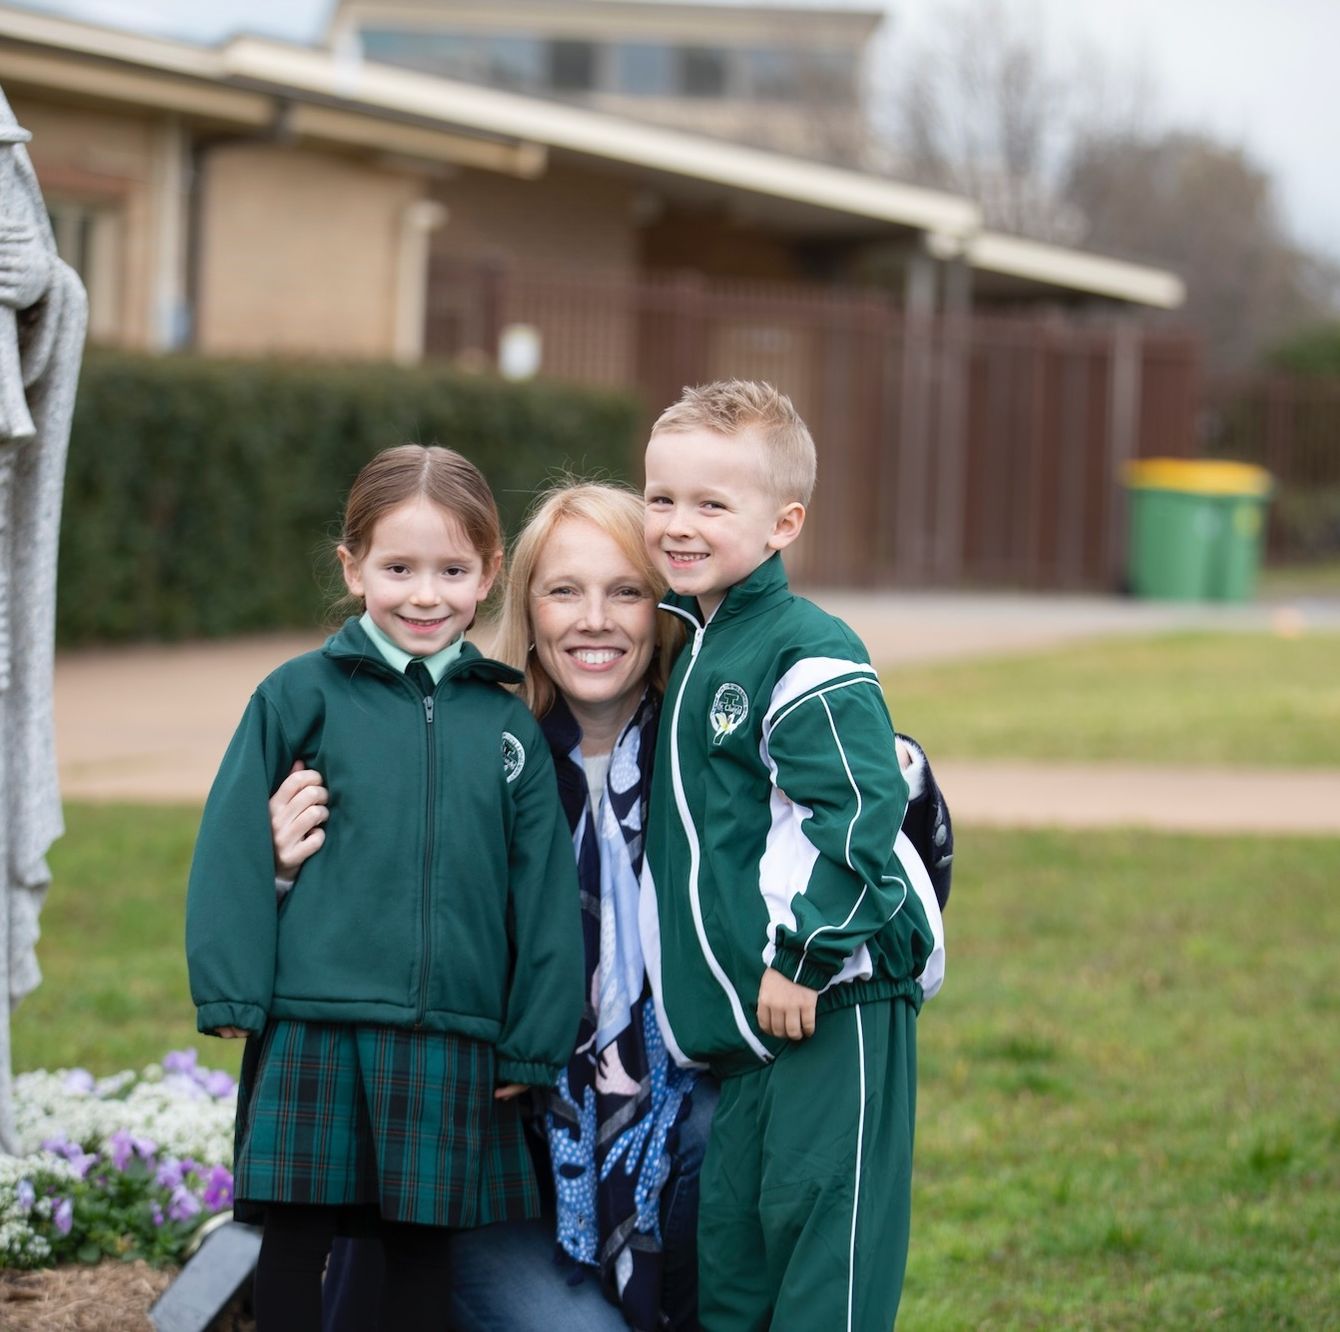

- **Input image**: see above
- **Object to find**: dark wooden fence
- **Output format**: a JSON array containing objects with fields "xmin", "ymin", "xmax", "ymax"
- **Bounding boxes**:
[
  {"xmin": 426, "ymin": 260, "xmax": 1201, "ymax": 589},
  {"xmin": 1201, "ymin": 374, "xmax": 1340, "ymax": 562}
]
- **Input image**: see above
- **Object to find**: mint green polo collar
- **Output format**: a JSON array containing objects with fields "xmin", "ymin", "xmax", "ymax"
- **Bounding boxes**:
[{"xmin": 359, "ymin": 612, "xmax": 465, "ymax": 684}]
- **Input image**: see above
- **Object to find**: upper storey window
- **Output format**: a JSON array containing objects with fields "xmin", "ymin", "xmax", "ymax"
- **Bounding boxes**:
[{"xmin": 358, "ymin": 28, "xmax": 858, "ymax": 106}]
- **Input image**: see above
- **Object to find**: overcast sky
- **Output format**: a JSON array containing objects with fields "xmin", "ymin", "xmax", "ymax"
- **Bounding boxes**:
[
  {"xmin": 884, "ymin": 0, "xmax": 1340, "ymax": 260},
  {"xmin": 12, "ymin": 0, "xmax": 1338, "ymax": 259}
]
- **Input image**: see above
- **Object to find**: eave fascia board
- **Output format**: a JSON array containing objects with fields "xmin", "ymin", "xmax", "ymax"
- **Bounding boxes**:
[
  {"xmin": 964, "ymin": 231, "xmax": 1186, "ymax": 309},
  {"xmin": 0, "ymin": 44, "xmax": 272, "ymax": 126},
  {"xmin": 0, "ymin": 4, "xmax": 222, "ymax": 79},
  {"xmin": 220, "ymin": 37, "xmax": 981, "ymax": 236}
]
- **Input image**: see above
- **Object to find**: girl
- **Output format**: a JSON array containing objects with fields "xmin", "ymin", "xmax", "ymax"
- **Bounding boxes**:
[{"xmin": 185, "ymin": 445, "xmax": 583, "ymax": 1332}]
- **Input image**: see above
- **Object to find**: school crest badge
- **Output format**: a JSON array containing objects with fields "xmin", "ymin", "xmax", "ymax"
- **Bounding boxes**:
[
  {"xmin": 710, "ymin": 683, "xmax": 749, "ymax": 745},
  {"xmin": 501, "ymin": 731, "xmax": 526, "ymax": 783}
]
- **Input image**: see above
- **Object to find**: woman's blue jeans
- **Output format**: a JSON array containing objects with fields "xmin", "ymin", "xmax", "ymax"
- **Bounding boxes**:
[{"xmin": 322, "ymin": 1076, "xmax": 719, "ymax": 1332}]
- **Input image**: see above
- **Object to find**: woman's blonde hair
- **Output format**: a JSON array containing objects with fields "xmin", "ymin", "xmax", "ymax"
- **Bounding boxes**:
[{"xmin": 494, "ymin": 481, "xmax": 685, "ymax": 718}]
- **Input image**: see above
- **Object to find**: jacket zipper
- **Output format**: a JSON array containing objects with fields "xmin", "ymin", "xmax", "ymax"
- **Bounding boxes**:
[
  {"xmin": 417, "ymin": 687, "xmax": 435, "ymax": 1025},
  {"xmin": 664, "ymin": 612, "xmax": 773, "ymax": 1063}
]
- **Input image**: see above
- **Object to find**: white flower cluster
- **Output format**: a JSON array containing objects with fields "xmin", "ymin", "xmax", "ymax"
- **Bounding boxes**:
[
  {"xmin": 0, "ymin": 1054, "xmax": 240, "ymax": 1269},
  {"xmin": 0, "ymin": 1152, "xmax": 77, "ymax": 1265},
  {"xmin": 13, "ymin": 1061, "xmax": 237, "ymax": 1166}
]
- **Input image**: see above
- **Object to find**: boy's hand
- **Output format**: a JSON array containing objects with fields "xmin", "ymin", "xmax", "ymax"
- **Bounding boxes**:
[
  {"xmin": 494, "ymin": 1083, "xmax": 529, "ymax": 1101},
  {"xmin": 212, "ymin": 1027, "xmax": 251, "ymax": 1039},
  {"xmin": 757, "ymin": 969, "xmax": 818, "ymax": 1040}
]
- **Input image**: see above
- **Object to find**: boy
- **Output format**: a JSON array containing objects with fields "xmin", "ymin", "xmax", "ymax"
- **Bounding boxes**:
[{"xmin": 640, "ymin": 380, "xmax": 944, "ymax": 1331}]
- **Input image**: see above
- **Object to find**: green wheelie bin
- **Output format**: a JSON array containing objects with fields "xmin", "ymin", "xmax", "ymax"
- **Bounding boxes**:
[{"xmin": 1123, "ymin": 459, "xmax": 1273, "ymax": 601}]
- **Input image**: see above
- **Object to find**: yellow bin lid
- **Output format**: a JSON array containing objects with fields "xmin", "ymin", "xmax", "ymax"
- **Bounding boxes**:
[{"xmin": 1123, "ymin": 458, "xmax": 1272, "ymax": 497}]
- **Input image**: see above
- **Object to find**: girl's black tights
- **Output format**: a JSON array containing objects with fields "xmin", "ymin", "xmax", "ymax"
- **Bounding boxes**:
[{"xmin": 254, "ymin": 1203, "xmax": 454, "ymax": 1332}]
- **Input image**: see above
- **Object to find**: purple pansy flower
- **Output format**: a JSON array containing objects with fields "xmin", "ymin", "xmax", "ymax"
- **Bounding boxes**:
[
  {"xmin": 16, "ymin": 1179, "xmax": 34, "ymax": 1213},
  {"xmin": 107, "ymin": 1129, "xmax": 134, "ymax": 1171},
  {"xmin": 203, "ymin": 1070, "xmax": 237, "ymax": 1098},
  {"xmin": 202, "ymin": 1165, "xmax": 233, "ymax": 1211},
  {"xmin": 68, "ymin": 1149, "xmax": 99, "ymax": 1180},
  {"xmin": 150, "ymin": 1202, "xmax": 164, "ymax": 1228},
  {"xmin": 155, "ymin": 1158, "xmax": 184, "ymax": 1191},
  {"xmin": 54, "ymin": 1197, "xmax": 73, "ymax": 1236},
  {"xmin": 162, "ymin": 1049, "xmax": 198, "ymax": 1075},
  {"xmin": 167, "ymin": 1185, "xmax": 201, "ymax": 1223}
]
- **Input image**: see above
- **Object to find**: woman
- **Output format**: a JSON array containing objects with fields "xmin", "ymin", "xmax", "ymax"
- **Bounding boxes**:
[{"xmin": 268, "ymin": 482, "xmax": 953, "ymax": 1331}]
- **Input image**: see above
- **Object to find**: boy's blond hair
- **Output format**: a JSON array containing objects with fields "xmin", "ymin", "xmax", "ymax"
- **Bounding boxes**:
[{"xmin": 650, "ymin": 380, "xmax": 817, "ymax": 506}]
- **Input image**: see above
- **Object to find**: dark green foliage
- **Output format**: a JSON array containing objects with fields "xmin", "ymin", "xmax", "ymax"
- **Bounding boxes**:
[
  {"xmin": 1265, "ymin": 322, "xmax": 1340, "ymax": 377},
  {"xmin": 58, "ymin": 353, "xmax": 641, "ymax": 644}
]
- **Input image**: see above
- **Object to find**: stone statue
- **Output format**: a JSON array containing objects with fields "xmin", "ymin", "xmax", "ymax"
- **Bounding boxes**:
[{"xmin": 0, "ymin": 85, "xmax": 86, "ymax": 1153}]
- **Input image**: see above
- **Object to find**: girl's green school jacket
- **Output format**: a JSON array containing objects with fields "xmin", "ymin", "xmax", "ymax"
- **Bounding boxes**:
[{"xmin": 185, "ymin": 617, "xmax": 584, "ymax": 1087}]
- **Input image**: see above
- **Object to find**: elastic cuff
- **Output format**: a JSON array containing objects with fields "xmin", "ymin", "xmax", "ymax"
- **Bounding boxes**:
[
  {"xmin": 770, "ymin": 947, "xmax": 836, "ymax": 992},
  {"xmin": 496, "ymin": 1058, "xmax": 560, "ymax": 1088},
  {"xmin": 196, "ymin": 1002, "xmax": 267, "ymax": 1035}
]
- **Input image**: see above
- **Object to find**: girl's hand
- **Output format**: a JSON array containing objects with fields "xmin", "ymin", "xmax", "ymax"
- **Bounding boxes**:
[
  {"xmin": 494, "ymin": 1083, "xmax": 529, "ymax": 1101},
  {"xmin": 213, "ymin": 1026, "xmax": 251, "ymax": 1039},
  {"xmin": 270, "ymin": 761, "xmax": 329, "ymax": 878}
]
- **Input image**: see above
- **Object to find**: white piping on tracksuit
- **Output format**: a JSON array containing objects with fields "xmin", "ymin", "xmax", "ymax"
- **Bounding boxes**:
[
  {"xmin": 641, "ymin": 608, "xmax": 946, "ymax": 1070},
  {"xmin": 657, "ymin": 607, "xmax": 773, "ymax": 1064}
]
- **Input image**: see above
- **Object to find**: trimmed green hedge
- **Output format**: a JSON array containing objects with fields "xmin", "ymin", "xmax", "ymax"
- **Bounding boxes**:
[{"xmin": 58, "ymin": 353, "xmax": 641, "ymax": 645}]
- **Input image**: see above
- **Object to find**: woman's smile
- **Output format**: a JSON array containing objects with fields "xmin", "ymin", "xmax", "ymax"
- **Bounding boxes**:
[
  {"xmin": 568, "ymin": 647, "xmax": 626, "ymax": 668},
  {"xmin": 530, "ymin": 517, "xmax": 657, "ymax": 727}
]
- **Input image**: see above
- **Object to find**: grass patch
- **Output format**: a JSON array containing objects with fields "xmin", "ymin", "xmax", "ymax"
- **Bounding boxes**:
[
  {"xmin": 883, "ymin": 631, "xmax": 1340, "ymax": 766},
  {"xmin": 13, "ymin": 803, "xmax": 239, "ymax": 1079},
  {"xmin": 16, "ymin": 809, "xmax": 1340, "ymax": 1325},
  {"xmin": 904, "ymin": 827, "xmax": 1340, "ymax": 1329}
]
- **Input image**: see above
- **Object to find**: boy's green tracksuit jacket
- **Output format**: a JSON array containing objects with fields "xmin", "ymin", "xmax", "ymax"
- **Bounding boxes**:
[
  {"xmin": 641, "ymin": 554, "xmax": 940, "ymax": 1078},
  {"xmin": 185, "ymin": 618, "xmax": 584, "ymax": 1087}
]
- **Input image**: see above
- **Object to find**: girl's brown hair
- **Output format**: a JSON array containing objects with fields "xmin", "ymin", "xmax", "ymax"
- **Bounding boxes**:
[
  {"xmin": 340, "ymin": 444, "xmax": 503, "ymax": 564},
  {"xmin": 493, "ymin": 481, "xmax": 686, "ymax": 718}
]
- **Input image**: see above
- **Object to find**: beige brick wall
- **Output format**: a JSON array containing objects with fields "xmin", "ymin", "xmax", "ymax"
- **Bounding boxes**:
[
  {"xmin": 6, "ymin": 92, "xmax": 159, "ymax": 348},
  {"xmin": 431, "ymin": 162, "xmax": 641, "ymax": 382},
  {"xmin": 436, "ymin": 162, "xmax": 639, "ymax": 276},
  {"xmin": 197, "ymin": 143, "xmax": 426, "ymax": 358}
]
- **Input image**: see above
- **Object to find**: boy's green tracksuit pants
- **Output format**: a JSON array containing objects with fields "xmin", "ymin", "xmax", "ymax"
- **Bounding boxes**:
[{"xmin": 698, "ymin": 998, "xmax": 917, "ymax": 1332}]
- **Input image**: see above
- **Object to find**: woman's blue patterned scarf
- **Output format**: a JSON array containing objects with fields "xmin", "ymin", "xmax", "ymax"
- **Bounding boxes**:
[{"xmin": 542, "ymin": 692, "xmax": 697, "ymax": 1331}]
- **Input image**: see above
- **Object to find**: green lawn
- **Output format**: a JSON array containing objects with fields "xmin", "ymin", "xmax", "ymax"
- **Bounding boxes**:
[
  {"xmin": 14, "ymin": 803, "xmax": 241, "ymax": 1080},
  {"xmin": 19, "ymin": 805, "xmax": 1340, "ymax": 1326},
  {"xmin": 883, "ymin": 632, "xmax": 1340, "ymax": 767},
  {"xmin": 905, "ymin": 828, "xmax": 1340, "ymax": 1330}
]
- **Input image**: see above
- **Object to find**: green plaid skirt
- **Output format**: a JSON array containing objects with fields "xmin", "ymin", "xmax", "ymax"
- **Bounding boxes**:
[{"xmin": 233, "ymin": 1020, "xmax": 541, "ymax": 1228}]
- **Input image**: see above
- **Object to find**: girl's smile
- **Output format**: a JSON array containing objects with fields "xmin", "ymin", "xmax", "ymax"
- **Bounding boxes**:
[{"xmin": 338, "ymin": 497, "xmax": 500, "ymax": 658}]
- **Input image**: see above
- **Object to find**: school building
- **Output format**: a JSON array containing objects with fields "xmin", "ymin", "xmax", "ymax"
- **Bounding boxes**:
[{"xmin": 0, "ymin": 1, "xmax": 1194, "ymax": 589}]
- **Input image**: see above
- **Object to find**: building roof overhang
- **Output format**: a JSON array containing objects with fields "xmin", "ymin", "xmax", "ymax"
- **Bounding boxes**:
[{"xmin": 0, "ymin": 2, "xmax": 1185, "ymax": 308}]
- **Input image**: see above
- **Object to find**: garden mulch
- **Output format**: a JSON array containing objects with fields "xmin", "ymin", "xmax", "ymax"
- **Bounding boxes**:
[
  {"xmin": 0, "ymin": 1261, "xmax": 256, "ymax": 1331},
  {"xmin": 0, "ymin": 1261, "xmax": 170, "ymax": 1331}
]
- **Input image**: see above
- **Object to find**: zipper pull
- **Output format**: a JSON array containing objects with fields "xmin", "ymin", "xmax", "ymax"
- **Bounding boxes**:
[
  {"xmin": 690, "ymin": 627, "xmax": 704, "ymax": 659},
  {"xmin": 424, "ymin": 696, "xmax": 434, "ymax": 724}
]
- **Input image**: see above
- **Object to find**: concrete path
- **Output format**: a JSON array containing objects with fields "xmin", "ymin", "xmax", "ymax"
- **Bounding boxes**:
[{"xmin": 52, "ymin": 591, "xmax": 1340, "ymax": 833}]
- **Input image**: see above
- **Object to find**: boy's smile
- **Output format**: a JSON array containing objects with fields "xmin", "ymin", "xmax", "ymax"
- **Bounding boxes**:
[{"xmin": 644, "ymin": 426, "xmax": 804, "ymax": 619}]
